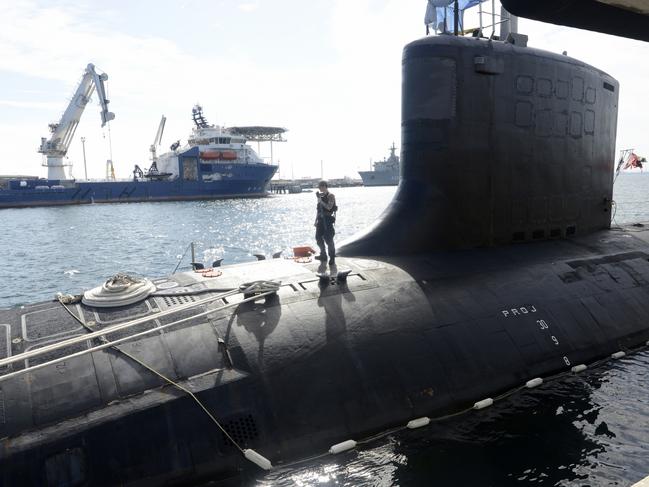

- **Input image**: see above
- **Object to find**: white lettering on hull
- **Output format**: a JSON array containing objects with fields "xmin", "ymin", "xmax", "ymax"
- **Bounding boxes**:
[{"xmin": 501, "ymin": 305, "xmax": 537, "ymax": 318}]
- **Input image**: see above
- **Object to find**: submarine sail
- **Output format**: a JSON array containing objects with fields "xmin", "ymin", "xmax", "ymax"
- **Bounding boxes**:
[{"xmin": 339, "ymin": 34, "xmax": 618, "ymax": 255}]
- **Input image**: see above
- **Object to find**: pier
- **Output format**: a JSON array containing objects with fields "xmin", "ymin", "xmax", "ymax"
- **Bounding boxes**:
[{"xmin": 270, "ymin": 178, "xmax": 362, "ymax": 194}]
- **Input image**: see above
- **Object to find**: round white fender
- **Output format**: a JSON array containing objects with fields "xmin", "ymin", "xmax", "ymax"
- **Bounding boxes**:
[{"xmin": 82, "ymin": 273, "xmax": 156, "ymax": 308}]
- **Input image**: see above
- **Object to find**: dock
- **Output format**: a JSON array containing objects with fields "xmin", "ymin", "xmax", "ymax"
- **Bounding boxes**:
[{"xmin": 270, "ymin": 178, "xmax": 362, "ymax": 194}]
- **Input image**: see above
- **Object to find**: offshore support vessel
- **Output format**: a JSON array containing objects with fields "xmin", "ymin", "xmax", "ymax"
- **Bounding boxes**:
[
  {"xmin": 2, "ymin": 1, "xmax": 649, "ymax": 485},
  {"xmin": 358, "ymin": 143, "xmax": 400, "ymax": 186},
  {"xmin": 0, "ymin": 65, "xmax": 280, "ymax": 209}
]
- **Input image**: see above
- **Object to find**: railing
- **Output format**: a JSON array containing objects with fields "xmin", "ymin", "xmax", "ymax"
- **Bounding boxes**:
[{"xmin": 427, "ymin": 0, "xmax": 517, "ymax": 39}]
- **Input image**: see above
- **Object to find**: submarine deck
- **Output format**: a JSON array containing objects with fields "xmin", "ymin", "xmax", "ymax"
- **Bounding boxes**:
[{"xmin": 3, "ymin": 222, "xmax": 649, "ymax": 482}]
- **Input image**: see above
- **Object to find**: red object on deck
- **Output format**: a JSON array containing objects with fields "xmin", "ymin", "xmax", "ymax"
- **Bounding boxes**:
[
  {"xmin": 200, "ymin": 151, "xmax": 221, "ymax": 160},
  {"xmin": 221, "ymin": 150, "xmax": 237, "ymax": 160},
  {"xmin": 293, "ymin": 246, "xmax": 316, "ymax": 257}
]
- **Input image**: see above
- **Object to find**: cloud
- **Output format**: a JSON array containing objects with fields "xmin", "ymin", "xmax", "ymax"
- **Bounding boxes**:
[
  {"xmin": 238, "ymin": 2, "xmax": 259, "ymax": 12},
  {"xmin": 0, "ymin": 0, "xmax": 647, "ymax": 181},
  {"xmin": 0, "ymin": 0, "xmax": 269, "ymax": 177},
  {"xmin": 0, "ymin": 0, "xmax": 422, "ymax": 179},
  {"xmin": 0, "ymin": 99, "xmax": 61, "ymax": 109}
]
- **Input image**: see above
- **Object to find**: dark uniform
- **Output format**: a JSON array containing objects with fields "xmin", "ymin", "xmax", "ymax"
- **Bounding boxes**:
[{"xmin": 315, "ymin": 192, "xmax": 336, "ymax": 263}]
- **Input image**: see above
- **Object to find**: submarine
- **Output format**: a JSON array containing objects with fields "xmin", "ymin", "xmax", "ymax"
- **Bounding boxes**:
[{"xmin": 2, "ymin": 2, "xmax": 649, "ymax": 486}]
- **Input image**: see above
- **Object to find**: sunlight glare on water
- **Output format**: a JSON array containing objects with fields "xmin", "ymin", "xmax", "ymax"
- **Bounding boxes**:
[{"xmin": 0, "ymin": 186, "xmax": 395, "ymax": 306}]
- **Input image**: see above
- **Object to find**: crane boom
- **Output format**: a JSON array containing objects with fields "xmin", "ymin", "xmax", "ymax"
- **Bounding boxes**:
[
  {"xmin": 145, "ymin": 115, "xmax": 167, "ymax": 178},
  {"xmin": 149, "ymin": 115, "xmax": 166, "ymax": 162},
  {"xmin": 154, "ymin": 115, "xmax": 166, "ymax": 148},
  {"xmin": 39, "ymin": 63, "xmax": 115, "ymax": 180}
]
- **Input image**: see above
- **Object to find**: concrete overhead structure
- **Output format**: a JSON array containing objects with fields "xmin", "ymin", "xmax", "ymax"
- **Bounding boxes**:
[{"xmin": 501, "ymin": 0, "xmax": 649, "ymax": 41}]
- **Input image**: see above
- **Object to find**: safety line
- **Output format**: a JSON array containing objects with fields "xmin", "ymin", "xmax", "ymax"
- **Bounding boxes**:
[{"xmin": 58, "ymin": 299, "xmax": 246, "ymax": 455}]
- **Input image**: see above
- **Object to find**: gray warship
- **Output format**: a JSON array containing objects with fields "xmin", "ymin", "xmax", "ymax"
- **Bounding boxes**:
[
  {"xmin": 2, "ymin": 1, "xmax": 649, "ymax": 485},
  {"xmin": 358, "ymin": 143, "xmax": 400, "ymax": 187}
]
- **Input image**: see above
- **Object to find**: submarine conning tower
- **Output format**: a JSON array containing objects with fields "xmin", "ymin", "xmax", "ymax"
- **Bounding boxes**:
[{"xmin": 340, "ymin": 35, "xmax": 619, "ymax": 256}]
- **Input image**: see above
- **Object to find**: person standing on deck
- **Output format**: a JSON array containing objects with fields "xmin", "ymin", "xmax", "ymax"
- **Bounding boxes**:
[{"xmin": 314, "ymin": 181, "xmax": 337, "ymax": 265}]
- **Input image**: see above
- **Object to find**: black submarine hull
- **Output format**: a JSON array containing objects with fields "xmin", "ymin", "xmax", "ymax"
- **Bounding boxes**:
[
  {"xmin": 3, "ymin": 232, "xmax": 649, "ymax": 484},
  {"xmin": 1, "ymin": 33, "xmax": 648, "ymax": 485}
]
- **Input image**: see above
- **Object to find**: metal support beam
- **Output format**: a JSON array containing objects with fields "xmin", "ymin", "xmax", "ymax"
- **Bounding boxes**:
[{"xmin": 81, "ymin": 137, "xmax": 88, "ymax": 180}]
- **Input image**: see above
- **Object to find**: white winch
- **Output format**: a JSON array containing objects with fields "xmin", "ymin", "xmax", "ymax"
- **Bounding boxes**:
[{"xmin": 82, "ymin": 273, "xmax": 156, "ymax": 308}]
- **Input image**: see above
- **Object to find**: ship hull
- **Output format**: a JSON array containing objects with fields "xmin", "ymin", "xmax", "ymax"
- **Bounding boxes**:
[
  {"xmin": 0, "ymin": 163, "xmax": 277, "ymax": 209},
  {"xmin": 358, "ymin": 170, "xmax": 399, "ymax": 186}
]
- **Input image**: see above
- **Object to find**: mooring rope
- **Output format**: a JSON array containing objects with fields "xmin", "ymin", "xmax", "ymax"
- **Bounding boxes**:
[
  {"xmin": 0, "ymin": 288, "xmax": 242, "ymax": 369},
  {"xmin": 0, "ymin": 280, "xmax": 279, "ymax": 468},
  {"xmin": 57, "ymin": 298, "xmax": 247, "ymax": 455},
  {"xmin": 0, "ymin": 282, "xmax": 281, "ymax": 379}
]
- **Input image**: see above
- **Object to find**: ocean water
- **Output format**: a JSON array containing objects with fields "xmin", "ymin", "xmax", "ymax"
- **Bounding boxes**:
[
  {"xmin": 1, "ymin": 175, "xmax": 649, "ymax": 486},
  {"xmin": 0, "ymin": 186, "xmax": 395, "ymax": 306}
]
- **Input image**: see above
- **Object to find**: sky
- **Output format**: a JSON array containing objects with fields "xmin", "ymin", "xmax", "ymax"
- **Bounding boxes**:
[{"xmin": 0, "ymin": 0, "xmax": 647, "ymax": 180}]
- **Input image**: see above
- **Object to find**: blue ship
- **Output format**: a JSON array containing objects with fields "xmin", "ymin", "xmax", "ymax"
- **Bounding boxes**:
[
  {"xmin": 0, "ymin": 105, "xmax": 280, "ymax": 209},
  {"xmin": 0, "ymin": 63, "xmax": 281, "ymax": 209},
  {"xmin": 0, "ymin": 152, "xmax": 278, "ymax": 209}
]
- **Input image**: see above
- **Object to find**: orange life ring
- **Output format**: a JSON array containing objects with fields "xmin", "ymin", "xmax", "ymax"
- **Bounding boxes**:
[{"xmin": 201, "ymin": 269, "xmax": 222, "ymax": 278}]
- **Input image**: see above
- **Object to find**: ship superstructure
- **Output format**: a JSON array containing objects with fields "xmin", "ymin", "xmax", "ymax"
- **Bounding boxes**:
[
  {"xmin": 358, "ymin": 143, "xmax": 400, "ymax": 186},
  {"xmin": 146, "ymin": 105, "xmax": 271, "ymax": 184}
]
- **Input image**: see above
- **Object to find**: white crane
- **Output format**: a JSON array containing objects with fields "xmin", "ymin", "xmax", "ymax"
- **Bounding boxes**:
[
  {"xmin": 39, "ymin": 63, "xmax": 115, "ymax": 180},
  {"xmin": 132, "ymin": 115, "xmax": 167, "ymax": 181},
  {"xmin": 149, "ymin": 115, "xmax": 166, "ymax": 164}
]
